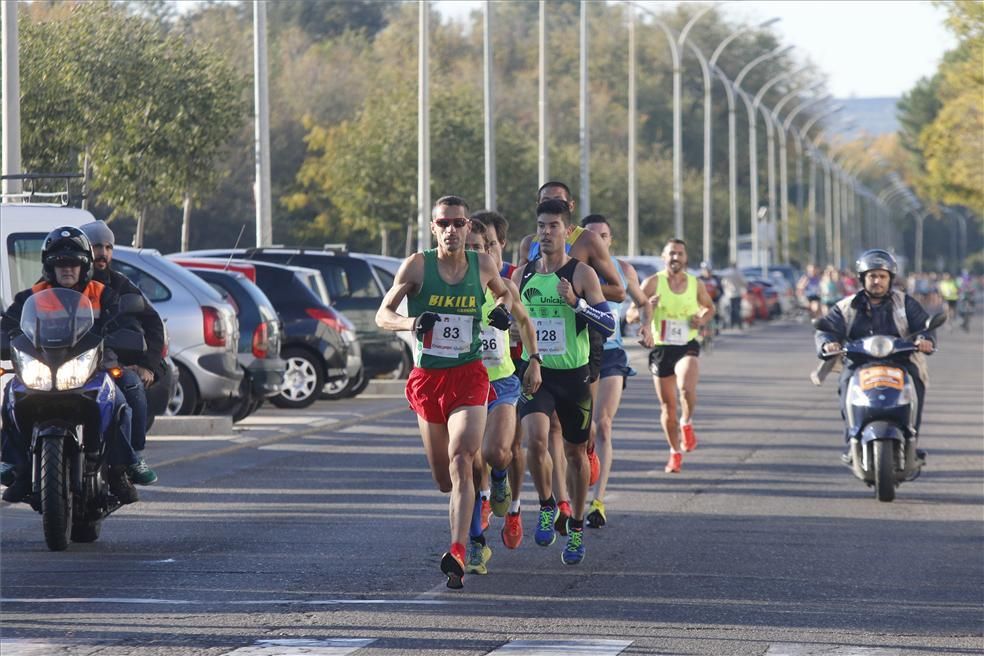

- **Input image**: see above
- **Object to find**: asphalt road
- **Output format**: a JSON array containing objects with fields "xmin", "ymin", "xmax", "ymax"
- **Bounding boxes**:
[{"xmin": 1, "ymin": 318, "xmax": 982, "ymax": 656}]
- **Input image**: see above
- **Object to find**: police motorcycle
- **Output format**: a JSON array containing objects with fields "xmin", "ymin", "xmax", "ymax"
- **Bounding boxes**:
[
  {"xmin": 1, "ymin": 287, "xmax": 146, "ymax": 550},
  {"xmin": 812, "ymin": 313, "xmax": 946, "ymax": 502}
]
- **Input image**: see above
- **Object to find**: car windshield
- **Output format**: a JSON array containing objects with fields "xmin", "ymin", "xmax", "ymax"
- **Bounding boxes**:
[{"xmin": 20, "ymin": 287, "xmax": 95, "ymax": 349}]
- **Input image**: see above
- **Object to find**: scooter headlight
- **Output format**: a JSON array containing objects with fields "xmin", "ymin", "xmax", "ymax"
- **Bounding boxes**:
[
  {"xmin": 11, "ymin": 347, "xmax": 52, "ymax": 391},
  {"xmin": 863, "ymin": 335, "xmax": 895, "ymax": 358},
  {"xmin": 55, "ymin": 347, "xmax": 100, "ymax": 391}
]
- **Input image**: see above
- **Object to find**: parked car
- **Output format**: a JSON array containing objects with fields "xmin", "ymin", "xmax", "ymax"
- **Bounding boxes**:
[
  {"xmin": 193, "ymin": 258, "xmax": 362, "ymax": 408},
  {"xmin": 110, "ymin": 247, "xmax": 241, "ymax": 415},
  {"xmin": 182, "ymin": 247, "xmax": 406, "ymax": 380},
  {"xmin": 184, "ymin": 266, "xmax": 286, "ymax": 422},
  {"xmin": 349, "ymin": 252, "xmax": 413, "ymax": 377}
]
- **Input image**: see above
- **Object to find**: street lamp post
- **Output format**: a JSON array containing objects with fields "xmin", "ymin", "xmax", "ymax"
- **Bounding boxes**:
[
  {"xmin": 782, "ymin": 93, "xmax": 830, "ymax": 263},
  {"xmin": 734, "ymin": 44, "xmax": 794, "ymax": 267},
  {"xmin": 579, "ymin": 0, "xmax": 590, "ymax": 214},
  {"xmin": 631, "ymin": 4, "xmax": 682, "ymax": 237},
  {"xmin": 627, "ymin": 4, "xmax": 638, "ymax": 255},
  {"xmin": 707, "ymin": 16, "xmax": 780, "ymax": 265},
  {"xmin": 483, "ymin": 0, "xmax": 496, "ymax": 210},
  {"xmin": 538, "ymin": 0, "xmax": 548, "ymax": 186}
]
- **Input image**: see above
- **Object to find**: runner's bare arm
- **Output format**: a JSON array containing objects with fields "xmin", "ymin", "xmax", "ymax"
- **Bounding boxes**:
[
  {"xmin": 691, "ymin": 279, "xmax": 716, "ymax": 328},
  {"xmin": 375, "ymin": 253, "xmax": 423, "ymax": 332},
  {"xmin": 621, "ymin": 260, "xmax": 653, "ymax": 340},
  {"xmin": 506, "ymin": 279, "xmax": 543, "ymax": 394},
  {"xmin": 516, "ymin": 233, "xmax": 536, "ymax": 268},
  {"xmin": 572, "ymin": 230, "xmax": 626, "ymax": 303},
  {"xmin": 481, "ymin": 253, "xmax": 512, "ymax": 312}
]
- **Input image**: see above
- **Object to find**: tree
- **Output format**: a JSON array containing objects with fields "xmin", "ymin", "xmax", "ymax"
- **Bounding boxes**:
[{"xmin": 16, "ymin": 2, "xmax": 247, "ymax": 245}]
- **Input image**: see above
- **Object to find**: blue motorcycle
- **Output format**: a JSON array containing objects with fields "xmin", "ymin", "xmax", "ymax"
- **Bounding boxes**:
[
  {"xmin": 814, "ymin": 313, "xmax": 945, "ymax": 502},
  {"xmin": 3, "ymin": 287, "xmax": 144, "ymax": 550}
]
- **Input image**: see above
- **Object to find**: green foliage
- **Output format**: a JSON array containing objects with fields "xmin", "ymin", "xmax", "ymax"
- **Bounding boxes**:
[{"xmin": 16, "ymin": 2, "xmax": 247, "ymax": 240}]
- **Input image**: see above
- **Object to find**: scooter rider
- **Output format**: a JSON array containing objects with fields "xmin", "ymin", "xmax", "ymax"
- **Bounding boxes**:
[
  {"xmin": 815, "ymin": 249, "xmax": 936, "ymax": 462},
  {"xmin": 0, "ymin": 227, "xmax": 141, "ymax": 504},
  {"xmin": 81, "ymin": 220, "xmax": 162, "ymax": 486}
]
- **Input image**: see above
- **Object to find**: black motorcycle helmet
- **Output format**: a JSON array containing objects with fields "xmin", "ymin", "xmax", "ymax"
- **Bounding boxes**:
[
  {"xmin": 41, "ymin": 226, "xmax": 94, "ymax": 286},
  {"xmin": 856, "ymin": 248, "xmax": 898, "ymax": 286}
]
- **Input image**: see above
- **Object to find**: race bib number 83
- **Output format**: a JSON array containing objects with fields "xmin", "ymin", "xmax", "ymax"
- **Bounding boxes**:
[{"xmin": 422, "ymin": 313, "xmax": 474, "ymax": 358}]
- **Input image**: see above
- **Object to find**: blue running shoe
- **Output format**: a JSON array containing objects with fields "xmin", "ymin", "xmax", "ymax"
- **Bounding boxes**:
[
  {"xmin": 534, "ymin": 504, "xmax": 557, "ymax": 546},
  {"xmin": 562, "ymin": 528, "xmax": 585, "ymax": 565}
]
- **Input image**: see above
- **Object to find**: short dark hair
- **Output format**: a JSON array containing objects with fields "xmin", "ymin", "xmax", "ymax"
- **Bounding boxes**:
[
  {"xmin": 433, "ymin": 195, "xmax": 469, "ymax": 216},
  {"xmin": 471, "ymin": 210, "xmax": 508, "ymax": 244},
  {"xmin": 468, "ymin": 218, "xmax": 487, "ymax": 237},
  {"xmin": 580, "ymin": 214, "xmax": 609, "ymax": 228},
  {"xmin": 663, "ymin": 238, "xmax": 687, "ymax": 251},
  {"xmin": 536, "ymin": 181, "xmax": 572, "ymax": 203},
  {"xmin": 536, "ymin": 199, "xmax": 571, "ymax": 224}
]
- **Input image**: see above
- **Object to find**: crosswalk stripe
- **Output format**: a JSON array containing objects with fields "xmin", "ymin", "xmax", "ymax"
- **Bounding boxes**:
[
  {"xmin": 487, "ymin": 639, "xmax": 633, "ymax": 655},
  {"xmin": 220, "ymin": 639, "xmax": 375, "ymax": 656},
  {"xmin": 764, "ymin": 646, "xmax": 900, "ymax": 656}
]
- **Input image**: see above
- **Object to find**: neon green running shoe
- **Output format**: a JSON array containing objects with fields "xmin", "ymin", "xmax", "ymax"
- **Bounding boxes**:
[
  {"xmin": 489, "ymin": 474, "xmax": 511, "ymax": 518},
  {"xmin": 586, "ymin": 498, "xmax": 607, "ymax": 529},
  {"xmin": 465, "ymin": 539, "xmax": 493, "ymax": 575}
]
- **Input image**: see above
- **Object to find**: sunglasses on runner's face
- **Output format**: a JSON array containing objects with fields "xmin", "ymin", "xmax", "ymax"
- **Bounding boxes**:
[{"xmin": 434, "ymin": 218, "xmax": 468, "ymax": 229}]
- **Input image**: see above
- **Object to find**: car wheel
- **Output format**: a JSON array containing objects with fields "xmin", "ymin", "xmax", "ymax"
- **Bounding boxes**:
[
  {"xmin": 167, "ymin": 364, "xmax": 203, "ymax": 416},
  {"xmin": 321, "ymin": 371, "xmax": 351, "ymax": 401},
  {"xmin": 271, "ymin": 347, "xmax": 324, "ymax": 409},
  {"xmin": 379, "ymin": 346, "xmax": 413, "ymax": 380},
  {"xmin": 346, "ymin": 368, "xmax": 370, "ymax": 398}
]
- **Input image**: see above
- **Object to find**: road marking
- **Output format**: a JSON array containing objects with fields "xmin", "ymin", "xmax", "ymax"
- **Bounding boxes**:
[
  {"xmin": 221, "ymin": 639, "xmax": 375, "ymax": 656},
  {"xmin": 764, "ymin": 646, "xmax": 900, "ymax": 656},
  {"xmin": 488, "ymin": 640, "xmax": 632, "ymax": 655},
  {"xmin": 0, "ymin": 640, "xmax": 100, "ymax": 656},
  {"xmin": 0, "ymin": 597, "xmax": 449, "ymax": 606}
]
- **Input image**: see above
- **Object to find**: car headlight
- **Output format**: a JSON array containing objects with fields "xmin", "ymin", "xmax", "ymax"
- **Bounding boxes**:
[
  {"xmin": 56, "ymin": 347, "xmax": 99, "ymax": 391},
  {"xmin": 863, "ymin": 335, "xmax": 895, "ymax": 358},
  {"xmin": 11, "ymin": 347, "xmax": 52, "ymax": 391}
]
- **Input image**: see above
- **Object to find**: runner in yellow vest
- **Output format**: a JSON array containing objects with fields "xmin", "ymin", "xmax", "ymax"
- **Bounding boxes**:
[
  {"xmin": 639, "ymin": 238, "xmax": 715, "ymax": 474},
  {"xmin": 461, "ymin": 219, "xmax": 541, "ymax": 575}
]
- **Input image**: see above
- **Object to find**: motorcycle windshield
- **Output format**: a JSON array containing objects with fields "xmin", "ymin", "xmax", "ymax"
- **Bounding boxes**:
[{"xmin": 20, "ymin": 288, "xmax": 95, "ymax": 350}]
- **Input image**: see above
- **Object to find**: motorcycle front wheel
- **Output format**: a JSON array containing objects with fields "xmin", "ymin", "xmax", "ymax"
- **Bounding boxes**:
[
  {"xmin": 873, "ymin": 440, "xmax": 896, "ymax": 503},
  {"xmin": 41, "ymin": 439, "xmax": 72, "ymax": 551}
]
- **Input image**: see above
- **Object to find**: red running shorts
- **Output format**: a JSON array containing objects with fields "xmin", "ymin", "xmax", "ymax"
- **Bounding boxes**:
[{"xmin": 406, "ymin": 358, "xmax": 494, "ymax": 424}]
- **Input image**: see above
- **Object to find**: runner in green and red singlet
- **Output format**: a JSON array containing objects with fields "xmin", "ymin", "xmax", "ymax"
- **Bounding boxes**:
[{"xmin": 376, "ymin": 196, "xmax": 540, "ymax": 589}]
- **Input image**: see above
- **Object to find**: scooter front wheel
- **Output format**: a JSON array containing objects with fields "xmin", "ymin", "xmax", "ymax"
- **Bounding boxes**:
[{"xmin": 873, "ymin": 440, "xmax": 896, "ymax": 502}]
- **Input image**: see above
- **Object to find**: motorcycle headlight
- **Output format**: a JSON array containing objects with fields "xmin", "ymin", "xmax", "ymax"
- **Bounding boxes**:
[
  {"xmin": 863, "ymin": 335, "xmax": 895, "ymax": 358},
  {"xmin": 11, "ymin": 347, "xmax": 52, "ymax": 391},
  {"xmin": 55, "ymin": 347, "xmax": 99, "ymax": 391}
]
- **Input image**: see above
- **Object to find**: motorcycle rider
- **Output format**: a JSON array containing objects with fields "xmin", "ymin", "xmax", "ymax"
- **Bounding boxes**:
[
  {"xmin": 0, "ymin": 227, "xmax": 140, "ymax": 504},
  {"xmin": 814, "ymin": 249, "xmax": 936, "ymax": 463},
  {"xmin": 81, "ymin": 220, "xmax": 162, "ymax": 485}
]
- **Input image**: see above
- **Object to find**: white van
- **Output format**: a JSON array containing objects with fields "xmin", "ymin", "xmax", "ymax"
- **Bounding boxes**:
[{"xmin": 1, "ymin": 203, "xmax": 95, "ymax": 311}]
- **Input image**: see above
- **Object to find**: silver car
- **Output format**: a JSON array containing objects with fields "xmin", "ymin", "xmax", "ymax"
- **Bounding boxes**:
[{"xmin": 109, "ymin": 247, "xmax": 241, "ymax": 415}]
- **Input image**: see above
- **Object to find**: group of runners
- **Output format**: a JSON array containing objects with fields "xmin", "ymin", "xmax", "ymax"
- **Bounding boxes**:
[{"xmin": 375, "ymin": 182, "xmax": 715, "ymax": 589}]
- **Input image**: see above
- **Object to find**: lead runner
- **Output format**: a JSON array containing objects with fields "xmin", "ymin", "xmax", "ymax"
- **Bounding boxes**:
[{"xmin": 375, "ymin": 195, "xmax": 527, "ymax": 589}]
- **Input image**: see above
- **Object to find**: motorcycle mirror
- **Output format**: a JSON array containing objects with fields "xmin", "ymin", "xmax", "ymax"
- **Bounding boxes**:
[
  {"xmin": 118, "ymin": 294, "xmax": 146, "ymax": 315},
  {"xmin": 926, "ymin": 313, "xmax": 946, "ymax": 331}
]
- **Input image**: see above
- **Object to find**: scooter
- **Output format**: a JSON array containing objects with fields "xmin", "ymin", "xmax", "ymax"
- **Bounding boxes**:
[
  {"xmin": 812, "ymin": 313, "xmax": 946, "ymax": 502},
  {"xmin": 1, "ymin": 287, "xmax": 145, "ymax": 550}
]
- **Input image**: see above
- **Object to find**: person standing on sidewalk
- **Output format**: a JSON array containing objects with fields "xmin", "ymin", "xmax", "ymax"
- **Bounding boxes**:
[
  {"xmin": 512, "ymin": 199, "xmax": 615, "ymax": 566},
  {"xmin": 640, "ymin": 238, "xmax": 715, "ymax": 474},
  {"xmin": 375, "ymin": 195, "xmax": 521, "ymax": 590}
]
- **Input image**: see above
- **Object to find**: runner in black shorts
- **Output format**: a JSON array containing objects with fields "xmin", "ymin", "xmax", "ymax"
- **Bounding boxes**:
[
  {"xmin": 512, "ymin": 199, "xmax": 615, "ymax": 566},
  {"xmin": 640, "ymin": 238, "xmax": 715, "ymax": 474}
]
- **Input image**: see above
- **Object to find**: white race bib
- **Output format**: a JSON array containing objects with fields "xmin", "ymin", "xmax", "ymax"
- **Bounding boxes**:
[
  {"xmin": 480, "ymin": 326, "xmax": 505, "ymax": 367},
  {"xmin": 533, "ymin": 317, "xmax": 566, "ymax": 355},
  {"xmin": 660, "ymin": 319, "xmax": 689, "ymax": 345},
  {"xmin": 422, "ymin": 313, "xmax": 474, "ymax": 358}
]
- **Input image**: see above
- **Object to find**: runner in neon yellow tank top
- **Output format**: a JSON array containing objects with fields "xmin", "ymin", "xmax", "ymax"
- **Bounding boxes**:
[
  {"xmin": 511, "ymin": 199, "xmax": 616, "ymax": 567},
  {"xmin": 639, "ymin": 238, "xmax": 715, "ymax": 475},
  {"xmin": 375, "ymin": 195, "xmax": 539, "ymax": 590},
  {"xmin": 461, "ymin": 218, "xmax": 542, "ymax": 573}
]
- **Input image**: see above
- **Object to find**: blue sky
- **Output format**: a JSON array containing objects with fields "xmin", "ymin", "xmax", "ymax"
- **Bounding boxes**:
[{"xmin": 433, "ymin": 0, "xmax": 955, "ymax": 99}]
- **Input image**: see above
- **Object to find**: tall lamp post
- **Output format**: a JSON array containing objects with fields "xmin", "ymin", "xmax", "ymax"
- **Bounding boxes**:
[
  {"xmin": 734, "ymin": 44, "xmax": 794, "ymax": 266},
  {"xmin": 782, "ymin": 93, "xmax": 831, "ymax": 262},
  {"xmin": 483, "ymin": 1, "xmax": 496, "ymax": 210}
]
